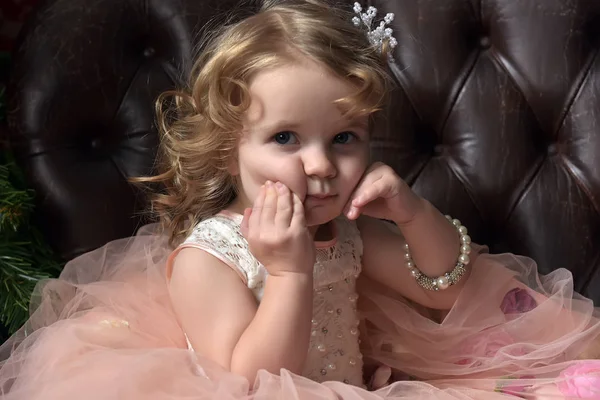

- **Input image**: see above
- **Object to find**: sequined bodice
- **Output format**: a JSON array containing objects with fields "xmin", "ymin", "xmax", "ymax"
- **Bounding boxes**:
[{"xmin": 181, "ymin": 211, "xmax": 364, "ymax": 386}]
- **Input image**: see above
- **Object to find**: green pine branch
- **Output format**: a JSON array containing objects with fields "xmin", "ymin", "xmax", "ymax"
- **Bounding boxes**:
[
  {"xmin": 0, "ymin": 52, "xmax": 64, "ymax": 335},
  {"xmin": 0, "ymin": 162, "xmax": 64, "ymax": 334},
  {"xmin": 0, "ymin": 164, "xmax": 33, "ymax": 232},
  {"xmin": 0, "ymin": 231, "xmax": 62, "ymax": 334}
]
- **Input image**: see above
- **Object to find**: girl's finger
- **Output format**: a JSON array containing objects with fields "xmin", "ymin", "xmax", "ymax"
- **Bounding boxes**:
[
  {"xmin": 370, "ymin": 365, "xmax": 392, "ymax": 390},
  {"xmin": 250, "ymin": 184, "xmax": 266, "ymax": 231},
  {"xmin": 346, "ymin": 178, "xmax": 388, "ymax": 220},
  {"xmin": 344, "ymin": 172, "xmax": 381, "ymax": 211},
  {"xmin": 260, "ymin": 181, "xmax": 277, "ymax": 227},
  {"xmin": 290, "ymin": 192, "xmax": 307, "ymax": 229},
  {"xmin": 352, "ymin": 178, "xmax": 385, "ymax": 207},
  {"xmin": 274, "ymin": 182, "xmax": 293, "ymax": 228}
]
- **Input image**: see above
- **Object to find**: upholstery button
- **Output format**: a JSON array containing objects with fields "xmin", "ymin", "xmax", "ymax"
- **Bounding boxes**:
[
  {"xmin": 88, "ymin": 135, "xmax": 116, "ymax": 155},
  {"xmin": 547, "ymin": 143, "xmax": 558, "ymax": 156},
  {"xmin": 143, "ymin": 47, "xmax": 156, "ymax": 58},
  {"xmin": 90, "ymin": 138, "xmax": 102, "ymax": 150},
  {"xmin": 479, "ymin": 36, "xmax": 491, "ymax": 49},
  {"xmin": 433, "ymin": 144, "xmax": 444, "ymax": 155}
]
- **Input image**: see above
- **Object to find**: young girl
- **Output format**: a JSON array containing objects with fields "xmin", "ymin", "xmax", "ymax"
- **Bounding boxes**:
[{"xmin": 1, "ymin": 1, "xmax": 600, "ymax": 399}]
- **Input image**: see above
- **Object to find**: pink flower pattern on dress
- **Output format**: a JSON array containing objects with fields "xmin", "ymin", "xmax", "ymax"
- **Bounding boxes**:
[
  {"xmin": 455, "ymin": 329, "xmax": 525, "ymax": 366},
  {"xmin": 557, "ymin": 361, "xmax": 600, "ymax": 398},
  {"xmin": 500, "ymin": 288, "xmax": 538, "ymax": 314},
  {"xmin": 455, "ymin": 288, "xmax": 536, "ymax": 367}
]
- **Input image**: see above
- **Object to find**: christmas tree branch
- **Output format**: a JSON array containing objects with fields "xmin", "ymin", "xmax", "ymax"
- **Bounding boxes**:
[
  {"xmin": 0, "ymin": 160, "xmax": 64, "ymax": 334},
  {"xmin": 0, "ymin": 51, "xmax": 64, "ymax": 336}
]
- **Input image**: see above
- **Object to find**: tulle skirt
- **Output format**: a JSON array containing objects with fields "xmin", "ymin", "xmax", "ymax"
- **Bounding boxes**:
[{"xmin": 1, "ymin": 223, "xmax": 600, "ymax": 399}]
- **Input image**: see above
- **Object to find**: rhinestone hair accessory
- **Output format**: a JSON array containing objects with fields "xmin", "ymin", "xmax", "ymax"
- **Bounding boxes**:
[{"xmin": 352, "ymin": 2, "xmax": 397, "ymax": 59}]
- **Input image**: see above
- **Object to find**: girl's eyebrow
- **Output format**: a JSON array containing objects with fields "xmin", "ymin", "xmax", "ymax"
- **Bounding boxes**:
[
  {"xmin": 256, "ymin": 120, "xmax": 303, "ymax": 133},
  {"xmin": 344, "ymin": 118, "xmax": 369, "ymax": 131}
]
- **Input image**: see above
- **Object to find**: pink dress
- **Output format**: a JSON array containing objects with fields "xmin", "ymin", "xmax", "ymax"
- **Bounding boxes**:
[
  {"xmin": 1, "ymin": 211, "xmax": 600, "ymax": 399},
  {"xmin": 170, "ymin": 211, "xmax": 365, "ymax": 386}
]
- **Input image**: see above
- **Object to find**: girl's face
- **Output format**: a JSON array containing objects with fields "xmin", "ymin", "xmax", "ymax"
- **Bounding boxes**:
[{"xmin": 229, "ymin": 57, "xmax": 370, "ymax": 228}]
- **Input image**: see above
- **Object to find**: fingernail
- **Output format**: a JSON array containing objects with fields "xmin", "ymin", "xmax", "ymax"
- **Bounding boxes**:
[
  {"xmin": 265, "ymin": 180, "xmax": 272, "ymax": 187},
  {"xmin": 275, "ymin": 182, "xmax": 286, "ymax": 194}
]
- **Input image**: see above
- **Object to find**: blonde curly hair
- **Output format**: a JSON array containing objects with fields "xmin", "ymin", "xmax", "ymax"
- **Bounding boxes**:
[{"xmin": 136, "ymin": 0, "xmax": 394, "ymax": 246}]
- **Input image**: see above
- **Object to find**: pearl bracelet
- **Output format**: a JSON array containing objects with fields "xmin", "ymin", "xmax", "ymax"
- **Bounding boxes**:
[{"xmin": 404, "ymin": 215, "xmax": 471, "ymax": 291}]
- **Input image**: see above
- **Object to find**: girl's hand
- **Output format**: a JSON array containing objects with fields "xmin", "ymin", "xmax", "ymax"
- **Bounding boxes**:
[
  {"xmin": 369, "ymin": 365, "xmax": 392, "ymax": 391},
  {"xmin": 241, "ymin": 181, "xmax": 316, "ymax": 277},
  {"xmin": 344, "ymin": 162, "xmax": 424, "ymax": 225}
]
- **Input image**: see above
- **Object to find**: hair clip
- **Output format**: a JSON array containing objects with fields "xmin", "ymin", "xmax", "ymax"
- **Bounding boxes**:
[{"xmin": 352, "ymin": 2, "xmax": 397, "ymax": 59}]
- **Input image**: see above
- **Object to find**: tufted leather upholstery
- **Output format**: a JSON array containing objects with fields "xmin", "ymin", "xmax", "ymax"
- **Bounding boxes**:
[
  {"xmin": 4, "ymin": 0, "xmax": 600, "ymax": 300},
  {"xmin": 4, "ymin": 0, "xmax": 243, "ymax": 260}
]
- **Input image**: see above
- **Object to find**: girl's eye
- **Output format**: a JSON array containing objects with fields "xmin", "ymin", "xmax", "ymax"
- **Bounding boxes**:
[
  {"xmin": 273, "ymin": 131, "xmax": 298, "ymax": 145},
  {"xmin": 333, "ymin": 132, "xmax": 356, "ymax": 144}
]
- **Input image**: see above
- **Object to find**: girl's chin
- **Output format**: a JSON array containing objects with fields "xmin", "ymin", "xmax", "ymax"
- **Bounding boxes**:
[{"xmin": 305, "ymin": 207, "xmax": 343, "ymax": 227}]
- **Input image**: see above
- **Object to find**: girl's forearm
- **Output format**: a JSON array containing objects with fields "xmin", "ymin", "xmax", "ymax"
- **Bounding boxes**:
[{"xmin": 230, "ymin": 273, "xmax": 313, "ymax": 383}]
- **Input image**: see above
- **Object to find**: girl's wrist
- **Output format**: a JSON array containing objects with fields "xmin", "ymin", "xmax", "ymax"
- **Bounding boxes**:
[{"xmin": 393, "ymin": 196, "xmax": 428, "ymax": 228}]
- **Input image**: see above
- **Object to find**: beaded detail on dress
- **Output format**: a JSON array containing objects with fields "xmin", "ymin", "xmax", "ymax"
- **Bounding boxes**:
[{"xmin": 180, "ymin": 212, "xmax": 365, "ymax": 386}]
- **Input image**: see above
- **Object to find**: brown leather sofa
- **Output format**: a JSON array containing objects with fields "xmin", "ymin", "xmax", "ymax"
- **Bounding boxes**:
[{"xmin": 4, "ymin": 0, "xmax": 600, "ymax": 302}]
